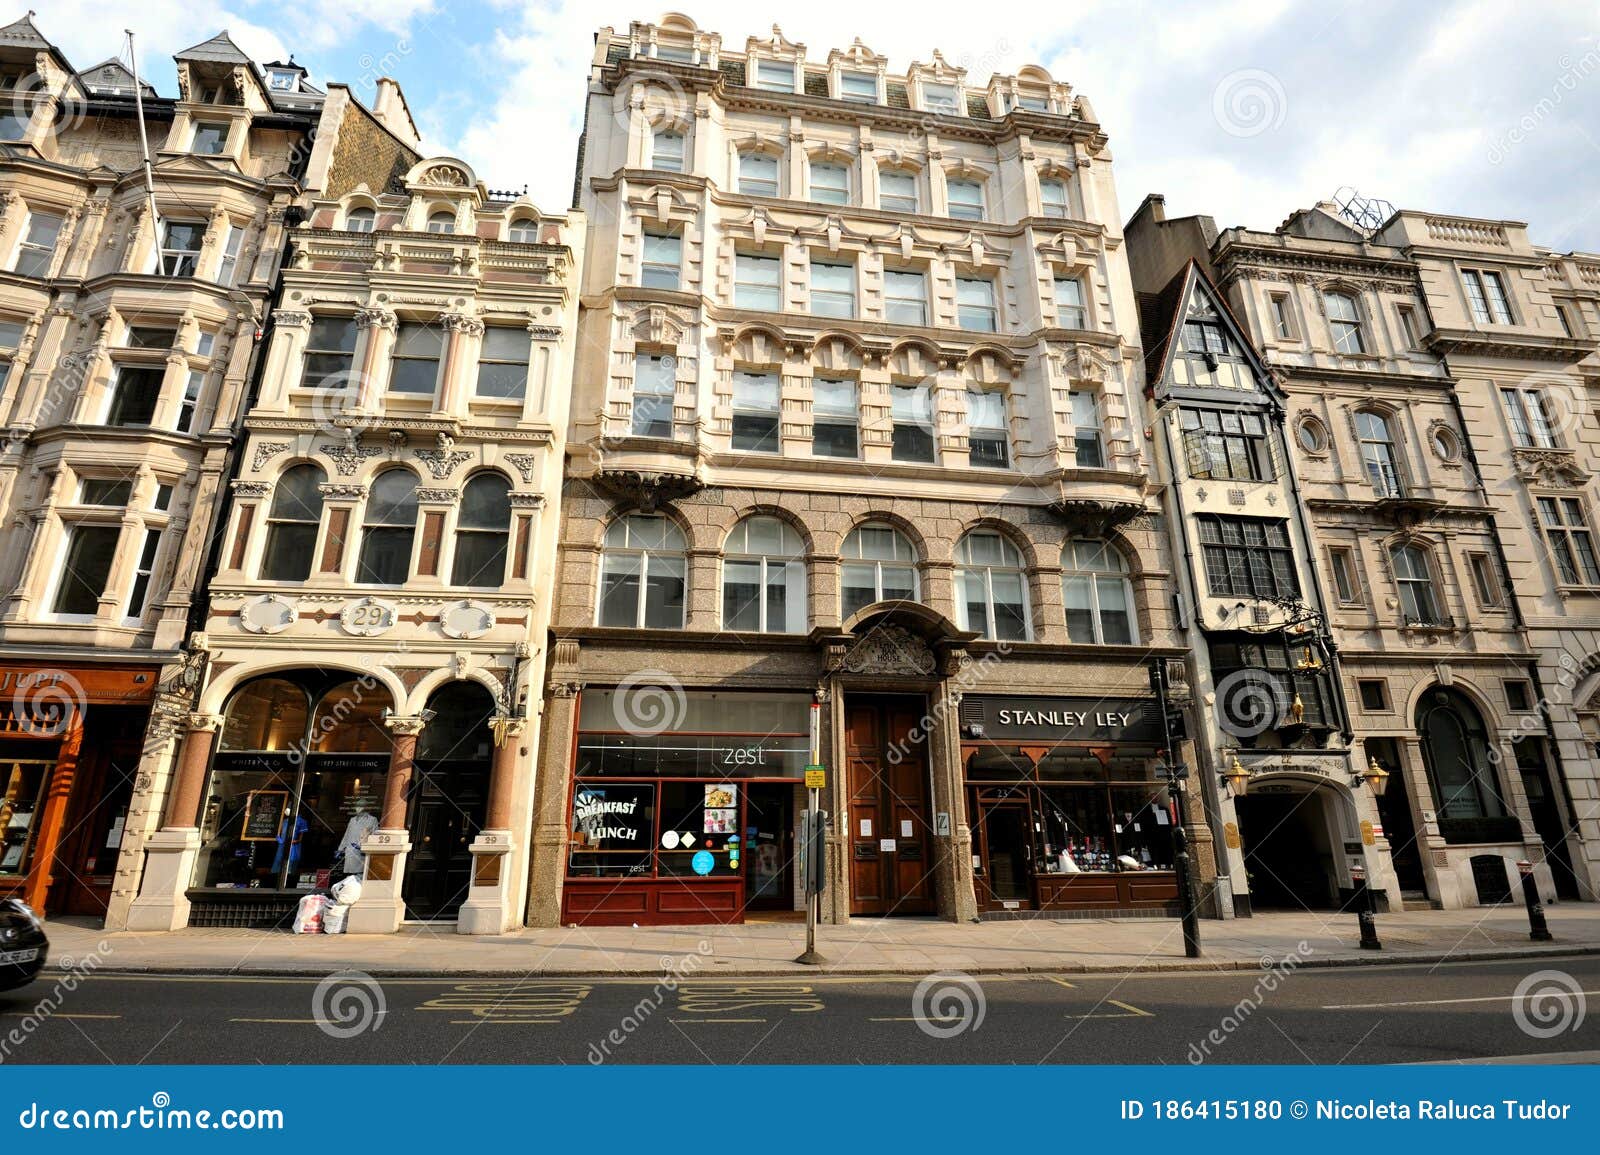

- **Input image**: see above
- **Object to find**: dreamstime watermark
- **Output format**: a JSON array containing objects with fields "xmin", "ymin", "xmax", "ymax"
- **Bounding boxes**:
[
  {"xmin": 612, "ymin": 669, "xmax": 689, "ymax": 736},
  {"xmin": 0, "ymin": 939, "xmax": 114, "ymax": 1064},
  {"xmin": 1211, "ymin": 69, "xmax": 1287, "ymax": 138},
  {"xmin": 587, "ymin": 940, "xmax": 713, "ymax": 1063},
  {"xmin": 1212, "ymin": 668, "xmax": 1288, "ymax": 739},
  {"xmin": 884, "ymin": 641, "xmax": 1011, "ymax": 767},
  {"xmin": 1510, "ymin": 969, "xmax": 1586, "ymax": 1039},
  {"xmin": 1185, "ymin": 942, "xmax": 1314, "ymax": 1064},
  {"xmin": 310, "ymin": 970, "xmax": 387, "ymax": 1039},
  {"xmin": 1487, "ymin": 46, "xmax": 1600, "ymax": 164},
  {"xmin": 6, "ymin": 669, "xmax": 87, "ymax": 739},
  {"xmin": 911, "ymin": 971, "xmax": 987, "ymax": 1039}
]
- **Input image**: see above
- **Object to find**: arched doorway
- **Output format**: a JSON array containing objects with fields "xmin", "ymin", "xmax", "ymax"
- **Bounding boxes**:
[
  {"xmin": 1235, "ymin": 777, "xmax": 1350, "ymax": 911},
  {"xmin": 403, "ymin": 681, "xmax": 494, "ymax": 921}
]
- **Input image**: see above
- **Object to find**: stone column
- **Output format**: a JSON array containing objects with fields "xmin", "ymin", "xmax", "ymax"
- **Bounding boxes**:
[
  {"xmin": 125, "ymin": 713, "xmax": 224, "ymax": 931},
  {"xmin": 525, "ymin": 685, "xmax": 579, "ymax": 927},
  {"xmin": 930, "ymin": 665, "xmax": 979, "ymax": 923},
  {"xmin": 347, "ymin": 714, "xmax": 427, "ymax": 934},
  {"xmin": 436, "ymin": 314, "xmax": 482, "ymax": 415},
  {"xmin": 353, "ymin": 308, "xmax": 397, "ymax": 412},
  {"xmin": 458, "ymin": 716, "xmax": 525, "ymax": 935}
]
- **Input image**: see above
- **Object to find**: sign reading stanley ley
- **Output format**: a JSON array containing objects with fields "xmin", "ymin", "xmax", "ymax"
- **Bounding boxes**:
[{"xmin": 966, "ymin": 695, "xmax": 1163, "ymax": 744}]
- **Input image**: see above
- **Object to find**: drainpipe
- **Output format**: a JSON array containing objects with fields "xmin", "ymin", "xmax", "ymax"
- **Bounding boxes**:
[{"xmin": 183, "ymin": 209, "xmax": 302, "ymax": 644}]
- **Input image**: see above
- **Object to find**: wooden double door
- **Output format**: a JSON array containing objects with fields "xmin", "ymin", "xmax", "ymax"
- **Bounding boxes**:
[{"xmin": 846, "ymin": 697, "xmax": 936, "ymax": 916}]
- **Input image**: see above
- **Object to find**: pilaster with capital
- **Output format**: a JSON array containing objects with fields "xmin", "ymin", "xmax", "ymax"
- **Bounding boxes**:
[
  {"xmin": 354, "ymin": 308, "xmax": 398, "ymax": 410},
  {"xmin": 437, "ymin": 313, "xmax": 484, "ymax": 415}
]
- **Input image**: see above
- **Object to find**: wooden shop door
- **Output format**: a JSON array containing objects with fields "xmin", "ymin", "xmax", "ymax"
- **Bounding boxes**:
[{"xmin": 846, "ymin": 698, "xmax": 935, "ymax": 916}]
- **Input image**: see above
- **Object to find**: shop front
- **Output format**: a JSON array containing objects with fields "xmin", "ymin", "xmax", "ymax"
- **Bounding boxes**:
[
  {"xmin": 959, "ymin": 694, "xmax": 1180, "ymax": 917},
  {"xmin": 563, "ymin": 689, "xmax": 809, "ymax": 926},
  {"xmin": 186, "ymin": 671, "xmax": 391, "ymax": 928},
  {"xmin": 0, "ymin": 662, "xmax": 157, "ymax": 916}
]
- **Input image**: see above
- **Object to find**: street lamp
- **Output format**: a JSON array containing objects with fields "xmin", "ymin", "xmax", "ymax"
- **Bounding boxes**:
[
  {"xmin": 1156, "ymin": 755, "xmax": 1203, "ymax": 959},
  {"xmin": 1358, "ymin": 756, "xmax": 1390, "ymax": 796},
  {"xmin": 1222, "ymin": 754, "xmax": 1251, "ymax": 797}
]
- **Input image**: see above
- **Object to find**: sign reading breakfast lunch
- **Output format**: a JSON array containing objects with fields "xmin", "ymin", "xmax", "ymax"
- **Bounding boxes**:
[{"xmin": 966, "ymin": 695, "xmax": 1164, "ymax": 744}]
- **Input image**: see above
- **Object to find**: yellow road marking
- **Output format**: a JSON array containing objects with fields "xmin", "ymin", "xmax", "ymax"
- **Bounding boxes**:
[
  {"xmin": 668, "ymin": 1017, "xmax": 767, "ymax": 1024},
  {"xmin": 446, "ymin": 1019, "xmax": 557, "ymax": 1025},
  {"xmin": 1107, "ymin": 999, "xmax": 1154, "ymax": 1017},
  {"xmin": 1048, "ymin": 976, "xmax": 1078, "ymax": 989}
]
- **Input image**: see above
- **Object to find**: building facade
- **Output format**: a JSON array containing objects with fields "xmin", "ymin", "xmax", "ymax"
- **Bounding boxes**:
[
  {"xmin": 1127, "ymin": 194, "xmax": 1600, "ymax": 912},
  {"xmin": 1133, "ymin": 256, "xmax": 1375, "ymax": 918},
  {"xmin": 530, "ymin": 15, "xmax": 1204, "ymax": 929},
  {"xmin": 0, "ymin": 17, "xmax": 332, "ymax": 921},
  {"xmin": 122, "ymin": 143, "xmax": 584, "ymax": 932}
]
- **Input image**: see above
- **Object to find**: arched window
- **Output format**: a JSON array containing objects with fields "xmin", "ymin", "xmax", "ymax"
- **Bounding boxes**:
[
  {"xmin": 1417, "ymin": 688, "xmax": 1506, "ymax": 820},
  {"xmin": 956, "ymin": 530, "xmax": 1030, "ymax": 640},
  {"xmin": 1356, "ymin": 410, "xmax": 1404, "ymax": 497},
  {"xmin": 722, "ymin": 515, "xmax": 806, "ymax": 633},
  {"xmin": 310, "ymin": 680, "xmax": 393, "ymax": 753},
  {"xmin": 840, "ymin": 522, "xmax": 919, "ymax": 618},
  {"xmin": 507, "ymin": 217, "xmax": 538, "ymax": 243},
  {"xmin": 219, "ymin": 677, "xmax": 309, "ymax": 752},
  {"xmin": 1062, "ymin": 539, "xmax": 1136, "ymax": 644},
  {"xmin": 451, "ymin": 473, "xmax": 512, "ymax": 587},
  {"xmin": 1325, "ymin": 291, "xmax": 1365, "ymax": 353},
  {"xmin": 356, "ymin": 469, "xmax": 419, "ymax": 585},
  {"xmin": 344, "ymin": 206, "xmax": 375, "ymax": 233},
  {"xmin": 738, "ymin": 150, "xmax": 780, "ymax": 197},
  {"xmin": 419, "ymin": 681, "xmax": 496, "ymax": 763},
  {"xmin": 1390, "ymin": 542, "xmax": 1443, "ymax": 625},
  {"xmin": 260, "ymin": 463, "xmax": 326, "ymax": 581},
  {"xmin": 599, "ymin": 514, "xmax": 686, "ymax": 628},
  {"xmin": 426, "ymin": 209, "xmax": 456, "ymax": 234}
]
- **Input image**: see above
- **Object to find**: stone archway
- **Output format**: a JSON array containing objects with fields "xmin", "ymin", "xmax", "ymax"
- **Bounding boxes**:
[{"xmin": 1235, "ymin": 774, "xmax": 1358, "ymax": 911}]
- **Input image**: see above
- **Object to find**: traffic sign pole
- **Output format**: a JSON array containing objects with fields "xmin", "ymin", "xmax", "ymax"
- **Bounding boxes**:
[{"xmin": 797, "ymin": 704, "xmax": 827, "ymax": 965}]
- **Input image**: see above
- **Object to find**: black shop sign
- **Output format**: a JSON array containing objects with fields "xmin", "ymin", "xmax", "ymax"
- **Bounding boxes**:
[{"xmin": 960, "ymin": 695, "xmax": 1163, "ymax": 744}]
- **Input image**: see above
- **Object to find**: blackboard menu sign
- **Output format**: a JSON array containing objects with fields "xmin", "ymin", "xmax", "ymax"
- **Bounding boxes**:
[{"xmin": 241, "ymin": 790, "xmax": 290, "ymax": 842}]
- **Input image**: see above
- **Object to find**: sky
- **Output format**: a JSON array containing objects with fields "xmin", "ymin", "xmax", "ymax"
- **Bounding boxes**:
[{"xmin": 27, "ymin": 0, "xmax": 1600, "ymax": 251}]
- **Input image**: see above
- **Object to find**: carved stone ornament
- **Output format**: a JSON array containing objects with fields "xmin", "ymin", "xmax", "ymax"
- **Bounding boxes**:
[
  {"xmin": 272, "ymin": 310, "xmax": 311, "ymax": 330},
  {"xmin": 420, "ymin": 164, "xmax": 468, "ymax": 188},
  {"xmin": 1514, "ymin": 449, "xmax": 1589, "ymax": 487},
  {"xmin": 503, "ymin": 453, "xmax": 539, "ymax": 483},
  {"xmin": 1060, "ymin": 345, "xmax": 1110, "ymax": 383},
  {"xmin": 509, "ymin": 492, "xmax": 546, "ymax": 509},
  {"xmin": 339, "ymin": 597, "xmax": 397, "ymax": 637},
  {"xmin": 442, "ymin": 313, "xmax": 485, "ymax": 336},
  {"xmin": 1047, "ymin": 497, "xmax": 1146, "ymax": 535},
  {"xmin": 415, "ymin": 449, "xmax": 474, "ymax": 480},
  {"xmin": 438, "ymin": 600, "xmax": 496, "ymax": 640},
  {"xmin": 355, "ymin": 307, "xmax": 398, "ymax": 331},
  {"xmin": 319, "ymin": 440, "xmax": 385, "ymax": 476},
  {"xmin": 840, "ymin": 624, "xmax": 938, "ymax": 678},
  {"xmin": 230, "ymin": 480, "xmax": 271, "ymax": 498},
  {"xmin": 251, "ymin": 441, "xmax": 292, "ymax": 472},
  {"xmin": 318, "ymin": 483, "xmax": 368, "ymax": 500},
  {"xmin": 238, "ymin": 593, "xmax": 298, "ymax": 635},
  {"xmin": 415, "ymin": 487, "xmax": 461, "ymax": 504},
  {"xmin": 592, "ymin": 468, "xmax": 703, "ymax": 512}
]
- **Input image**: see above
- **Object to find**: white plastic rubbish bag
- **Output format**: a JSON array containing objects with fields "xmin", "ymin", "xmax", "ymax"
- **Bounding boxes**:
[
  {"xmin": 322, "ymin": 903, "xmax": 349, "ymax": 935},
  {"xmin": 292, "ymin": 893, "xmax": 328, "ymax": 934},
  {"xmin": 330, "ymin": 876, "xmax": 363, "ymax": 906}
]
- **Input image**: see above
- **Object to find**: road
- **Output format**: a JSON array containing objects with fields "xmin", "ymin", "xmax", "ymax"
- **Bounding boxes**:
[{"xmin": 2, "ymin": 954, "xmax": 1597, "ymax": 1065}]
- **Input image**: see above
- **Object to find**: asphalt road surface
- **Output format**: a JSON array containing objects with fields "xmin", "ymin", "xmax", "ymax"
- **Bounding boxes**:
[{"xmin": 2, "ymin": 954, "xmax": 1597, "ymax": 1065}]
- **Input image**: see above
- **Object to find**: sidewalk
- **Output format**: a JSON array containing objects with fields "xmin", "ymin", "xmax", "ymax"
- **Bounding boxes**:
[{"xmin": 40, "ymin": 903, "xmax": 1600, "ymax": 978}]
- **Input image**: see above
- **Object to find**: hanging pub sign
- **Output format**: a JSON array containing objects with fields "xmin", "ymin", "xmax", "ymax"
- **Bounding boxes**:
[{"xmin": 959, "ymin": 695, "xmax": 1164, "ymax": 744}]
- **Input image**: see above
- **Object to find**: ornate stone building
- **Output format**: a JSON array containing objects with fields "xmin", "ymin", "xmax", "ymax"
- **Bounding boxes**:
[
  {"xmin": 1127, "ymin": 194, "xmax": 1600, "ymax": 911},
  {"xmin": 0, "ymin": 17, "xmax": 351, "ymax": 922},
  {"xmin": 532, "ymin": 15, "xmax": 1196, "ymax": 928},
  {"xmin": 122, "ymin": 149, "xmax": 583, "ymax": 932}
]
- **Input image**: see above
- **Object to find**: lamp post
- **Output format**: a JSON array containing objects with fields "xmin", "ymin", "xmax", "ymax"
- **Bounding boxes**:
[{"xmin": 1158, "ymin": 757, "xmax": 1203, "ymax": 959}]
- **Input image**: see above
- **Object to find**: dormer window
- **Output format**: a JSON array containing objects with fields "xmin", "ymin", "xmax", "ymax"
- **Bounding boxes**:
[
  {"xmin": 839, "ymin": 71, "xmax": 877, "ymax": 103},
  {"xmin": 507, "ymin": 218, "xmax": 538, "ymax": 243},
  {"xmin": 1015, "ymin": 94, "xmax": 1050, "ymax": 112},
  {"xmin": 190, "ymin": 121, "xmax": 229, "ymax": 155},
  {"xmin": 345, "ymin": 207, "xmax": 375, "ymax": 233},
  {"xmin": 267, "ymin": 69, "xmax": 297, "ymax": 91},
  {"xmin": 755, "ymin": 60, "xmax": 795, "ymax": 93},
  {"xmin": 426, "ymin": 210, "xmax": 456, "ymax": 235},
  {"xmin": 655, "ymin": 41, "xmax": 694, "ymax": 63},
  {"xmin": 922, "ymin": 82, "xmax": 959, "ymax": 114}
]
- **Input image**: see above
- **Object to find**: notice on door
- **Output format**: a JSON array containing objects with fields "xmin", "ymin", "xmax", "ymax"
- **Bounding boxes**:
[
  {"xmin": 899, "ymin": 819, "xmax": 913, "ymax": 838},
  {"xmin": 859, "ymin": 818, "xmax": 872, "ymax": 837},
  {"xmin": 879, "ymin": 838, "xmax": 896, "ymax": 852}
]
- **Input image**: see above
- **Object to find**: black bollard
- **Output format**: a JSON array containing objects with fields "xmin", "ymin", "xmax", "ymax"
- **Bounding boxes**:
[
  {"xmin": 1351, "ymin": 864, "xmax": 1382, "ymax": 951},
  {"xmin": 1517, "ymin": 860, "xmax": 1554, "ymax": 942}
]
